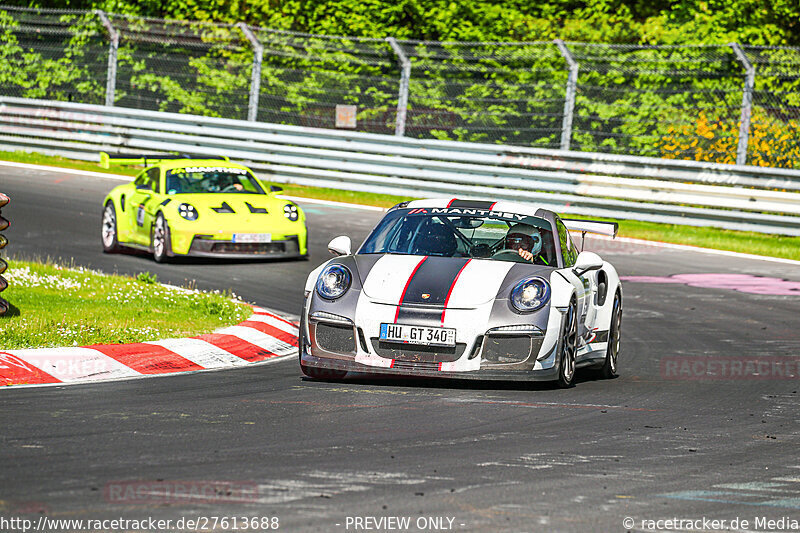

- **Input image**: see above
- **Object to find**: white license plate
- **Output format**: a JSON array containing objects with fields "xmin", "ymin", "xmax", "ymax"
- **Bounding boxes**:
[
  {"xmin": 379, "ymin": 323, "xmax": 456, "ymax": 347},
  {"xmin": 232, "ymin": 233, "xmax": 272, "ymax": 243}
]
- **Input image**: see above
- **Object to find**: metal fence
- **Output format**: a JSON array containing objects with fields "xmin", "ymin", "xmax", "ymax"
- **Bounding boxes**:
[
  {"xmin": 2, "ymin": 97, "xmax": 800, "ymax": 237},
  {"xmin": 1, "ymin": 5, "xmax": 798, "ymax": 169}
]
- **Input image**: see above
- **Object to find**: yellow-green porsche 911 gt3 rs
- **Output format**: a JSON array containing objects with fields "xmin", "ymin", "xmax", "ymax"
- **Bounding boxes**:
[{"xmin": 99, "ymin": 153, "xmax": 307, "ymax": 262}]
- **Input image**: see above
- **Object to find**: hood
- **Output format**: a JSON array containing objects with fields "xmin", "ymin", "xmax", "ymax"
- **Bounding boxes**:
[
  {"xmin": 355, "ymin": 254, "xmax": 548, "ymax": 309},
  {"xmin": 172, "ymin": 193, "xmax": 282, "ymax": 214}
]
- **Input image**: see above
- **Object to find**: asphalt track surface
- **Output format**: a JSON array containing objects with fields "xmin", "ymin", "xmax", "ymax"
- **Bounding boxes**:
[{"xmin": 2, "ymin": 166, "xmax": 800, "ymax": 532}]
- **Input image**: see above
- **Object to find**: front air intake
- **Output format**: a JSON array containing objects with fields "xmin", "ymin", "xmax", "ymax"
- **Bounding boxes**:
[
  {"xmin": 212, "ymin": 202, "xmax": 235, "ymax": 213},
  {"xmin": 315, "ymin": 323, "xmax": 356, "ymax": 354}
]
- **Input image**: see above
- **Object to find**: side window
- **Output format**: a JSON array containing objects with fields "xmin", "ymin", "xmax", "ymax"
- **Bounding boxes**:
[
  {"xmin": 146, "ymin": 167, "xmax": 161, "ymax": 193},
  {"xmin": 133, "ymin": 171, "xmax": 148, "ymax": 190},
  {"xmin": 556, "ymin": 219, "xmax": 578, "ymax": 267}
]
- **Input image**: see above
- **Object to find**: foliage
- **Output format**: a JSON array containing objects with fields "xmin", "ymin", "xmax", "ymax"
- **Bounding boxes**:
[
  {"xmin": 0, "ymin": 9, "xmax": 106, "ymax": 103},
  {"xmin": 1, "ymin": 1, "xmax": 798, "ymax": 167}
]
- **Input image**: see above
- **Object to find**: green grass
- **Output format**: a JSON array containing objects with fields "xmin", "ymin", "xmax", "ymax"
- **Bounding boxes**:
[
  {"xmin": 1, "ymin": 149, "xmax": 798, "ymax": 261},
  {"xmin": 279, "ymin": 183, "xmax": 408, "ymax": 208},
  {"xmin": 0, "ymin": 258, "xmax": 251, "ymax": 349}
]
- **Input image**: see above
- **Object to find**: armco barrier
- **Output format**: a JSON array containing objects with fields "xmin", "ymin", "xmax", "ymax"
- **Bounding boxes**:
[
  {"xmin": 1, "ymin": 97, "xmax": 800, "ymax": 236},
  {"xmin": 0, "ymin": 192, "xmax": 8, "ymax": 315}
]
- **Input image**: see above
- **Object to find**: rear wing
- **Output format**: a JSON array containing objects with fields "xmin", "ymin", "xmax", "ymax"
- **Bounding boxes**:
[
  {"xmin": 562, "ymin": 218, "xmax": 619, "ymax": 238},
  {"xmin": 99, "ymin": 152, "xmax": 229, "ymax": 169}
]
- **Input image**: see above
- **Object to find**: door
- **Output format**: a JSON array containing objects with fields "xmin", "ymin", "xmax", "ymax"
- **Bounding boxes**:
[
  {"xmin": 555, "ymin": 218, "xmax": 595, "ymax": 339},
  {"xmin": 127, "ymin": 167, "xmax": 161, "ymax": 245}
]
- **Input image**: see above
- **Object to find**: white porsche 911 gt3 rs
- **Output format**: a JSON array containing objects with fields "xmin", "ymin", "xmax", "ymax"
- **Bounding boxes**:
[{"xmin": 299, "ymin": 199, "xmax": 622, "ymax": 387}]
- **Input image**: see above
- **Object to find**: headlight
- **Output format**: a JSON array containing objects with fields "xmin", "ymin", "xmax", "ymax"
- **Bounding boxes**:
[
  {"xmin": 178, "ymin": 203, "xmax": 198, "ymax": 221},
  {"xmin": 283, "ymin": 203, "xmax": 299, "ymax": 221},
  {"xmin": 510, "ymin": 277, "xmax": 550, "ymax": 313},
  {"xmin": 316, "ymin": 264, "xmax": 351, "ymax": 300}
]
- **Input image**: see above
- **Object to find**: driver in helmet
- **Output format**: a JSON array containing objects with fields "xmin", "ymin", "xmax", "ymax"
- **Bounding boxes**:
[{"xmin": 504, "ymin": 223, "xmax": 543, "ymax": 263}]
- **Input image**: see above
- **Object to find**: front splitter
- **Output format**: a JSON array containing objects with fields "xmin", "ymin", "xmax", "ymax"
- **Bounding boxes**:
[{"xmin": 300, "ymin": 353, "xmax": 559, "ymax": 382}]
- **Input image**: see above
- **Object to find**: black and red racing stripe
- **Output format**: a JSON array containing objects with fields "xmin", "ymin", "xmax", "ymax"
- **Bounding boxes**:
[{"xmin": 395, "ymin": 256, "xmax": 471, "ymax": 325}]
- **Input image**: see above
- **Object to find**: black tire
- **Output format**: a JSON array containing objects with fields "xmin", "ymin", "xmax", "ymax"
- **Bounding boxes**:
[
  {"xmin": 599, "ymin": 293, "xmax": 622, "ymax": 379},
  {"xmin": 152, "ymin": 213, "xmax": 171, "ymax": 263},
  {"xmin": 556, "ymin": 298, "xmax": 578, "ymax": 388},
  {"xmin": 101, "ymin": 202, "xmax": 121, "ymax": 253},
  {"xmin": 300, "ymin": 364, "xmax": 347, "ymax": 380}
]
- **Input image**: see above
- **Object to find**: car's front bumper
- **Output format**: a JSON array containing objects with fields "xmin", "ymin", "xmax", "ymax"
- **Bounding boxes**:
[
  {"xmin": 181, "ymin": 235, "xmax": 305, "ymax": 259},
  {"xmin": 299, "ymin": 351, "xmax": 560, "ymax": 382}
]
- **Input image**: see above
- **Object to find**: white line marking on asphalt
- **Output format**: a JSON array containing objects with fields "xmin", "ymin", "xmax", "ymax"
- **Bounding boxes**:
[
  {"xmin": 277, "ymin": 195, "xmax": 386, "ymax": 212},
  {"xmin": 0, "ymin": 160, "xmax": 130, "ymax": 181},
  {"xmin": 589, "ymin": 234, "xmax": 800, "ymax": 266}
]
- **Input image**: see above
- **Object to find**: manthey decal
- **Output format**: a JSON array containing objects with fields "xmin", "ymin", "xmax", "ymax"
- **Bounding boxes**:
[
  {"xmin": 171, "ymin": 166, "xmax": 247, "ymax": 175},
  {"xmin": 406, "ymin": 207, "xmax": 527, "ymax": 222},
  {"xmin": 621, "ymin": 273, "xmax": 800, "ymax": 296}
]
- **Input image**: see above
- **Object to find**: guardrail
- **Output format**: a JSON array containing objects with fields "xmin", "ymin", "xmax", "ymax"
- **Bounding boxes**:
[
  {"xmin": 1, "ymin": 96, "xmax": 800, "ymax": 236},
  {"xmin": 0, "ymin": 192, "xmax": 9, "ymax": 315}
]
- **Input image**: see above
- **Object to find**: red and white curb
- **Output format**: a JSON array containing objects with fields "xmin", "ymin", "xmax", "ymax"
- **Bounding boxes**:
[{"xmin": 0, "ymin": 307, "xmax": 298, "ymax": 388}]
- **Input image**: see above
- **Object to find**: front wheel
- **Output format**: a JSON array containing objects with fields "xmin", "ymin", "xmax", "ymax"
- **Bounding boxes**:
[
  {"xmin": 556, "ymin": 299, "xmax": 578, "ymax": 388},
  {"xmin": 101, "ymin": 202, "xmax": 120, "ymax": 253},
  {"xmin": 152, "ymin": 213, "xmax": 171, "ymax": 263},
  {"xmin": 599, "ymin": 294, "xmax": 622, "ymax": 379}
]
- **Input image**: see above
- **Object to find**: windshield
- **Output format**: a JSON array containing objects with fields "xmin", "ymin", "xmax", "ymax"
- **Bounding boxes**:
[
  {"xmin": 359, "ymin": 208, "xmax": 558, "ymax": 266},
  {"xmin": 165, "ymin": 166, "xmax": 266, "ymax": 195}
]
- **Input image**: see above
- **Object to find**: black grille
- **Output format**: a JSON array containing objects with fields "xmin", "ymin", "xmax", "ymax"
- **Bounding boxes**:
[
  {"xmin": 315, "ymin": 323, "xmax": 356, "ymax": 354},
  {"xmin": 482, "ymin": 335, "xmax": 543, "ymax": 364},
  {"xmin": 370, "ymin": 339, "xmax": 466, "ymax": 363},
  {"xmin": 190, "ymin": 237, "xmax": 299, "ymax": 256},
  {"xmin": 391, "ymin": 360, "xmax": 441, "ymax": 371},
  {"xmin": 210, "ymin": 242, "xmax": 286, "ymax": 254}
]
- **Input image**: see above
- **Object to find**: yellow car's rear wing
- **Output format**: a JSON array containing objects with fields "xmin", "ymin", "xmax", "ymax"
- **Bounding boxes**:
[{"xmin": 99, "ymin": 152, "xmax": 230, "ymax": 169}]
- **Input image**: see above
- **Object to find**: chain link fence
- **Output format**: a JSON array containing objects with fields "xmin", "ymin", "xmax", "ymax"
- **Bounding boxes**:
[{"xmin": 1, "ymin": 5, "xmax": 798, "ymax": 168}]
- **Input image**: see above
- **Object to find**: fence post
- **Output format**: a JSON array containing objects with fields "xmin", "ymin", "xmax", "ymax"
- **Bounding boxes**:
[
  {"xmin": 555, "ymin": 40, "xmax": 578, "ymax": 151},
  {"xmin": 0, "ymin": 193, "xmax": 9, "ymax": 315},
  {"xmin": 238, "ymin": 23, "xmax": 263, "ymax": 122},
  {"xmin": 96, "ymin": 10, "xmax": 118, "ymax": 107},
  {"xmin": 386, "ymin": 37, "xmax": 411, "ymax": 137},
  {"xmin": 730, "ymin": 43, "xmax": 754, "ymax": 166}
]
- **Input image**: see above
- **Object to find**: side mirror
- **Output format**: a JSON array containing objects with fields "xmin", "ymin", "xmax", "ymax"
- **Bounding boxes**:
[
  {"xmin": 328, "ymin": 235, "xmax": 352, "ymax": 257},
  {"xmin": 573, "ymin": 251, "xmax": 603, "ymax": 277},
  {"xmin": 270, "ymin": 185, "xmax": 284, "ymax": 193}
]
